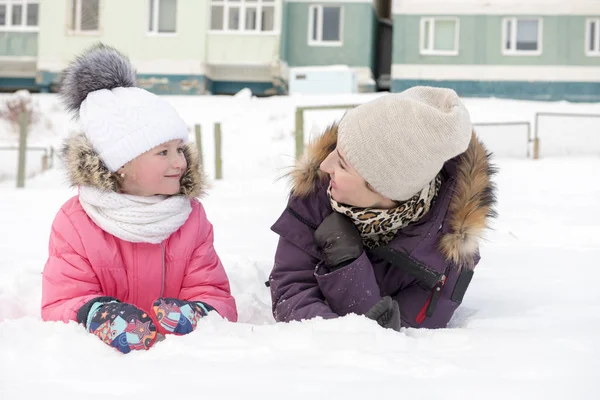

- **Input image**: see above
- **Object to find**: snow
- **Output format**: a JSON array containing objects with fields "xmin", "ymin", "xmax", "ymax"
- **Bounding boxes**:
[
  {"xmin": 1, "ymin": 93, "xmax": 600, "ymax": 399},
  {"xmin": 289, "ymin": 65, "xmax": 354, "ymax": 73}
]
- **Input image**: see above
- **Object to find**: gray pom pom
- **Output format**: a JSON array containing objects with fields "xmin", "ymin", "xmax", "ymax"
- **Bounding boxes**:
[{"xmin": 59, "ymin": 43, "xmax": 137, "ymax": 113}]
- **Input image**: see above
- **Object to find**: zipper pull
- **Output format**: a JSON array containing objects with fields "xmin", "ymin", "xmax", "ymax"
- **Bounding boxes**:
[{"xmin": 426, "ymin": 275, "xmax": 446, "ymax": 318}]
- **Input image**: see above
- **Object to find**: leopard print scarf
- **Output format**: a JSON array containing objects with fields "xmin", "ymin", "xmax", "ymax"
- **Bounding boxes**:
[{"xmin": 327, "ymin": 175, "xmax": 442, "ymax": 249}]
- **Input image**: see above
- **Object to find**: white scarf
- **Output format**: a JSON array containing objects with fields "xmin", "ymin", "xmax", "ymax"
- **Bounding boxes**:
[{"xmin": 78, "ymin": 186, "xmax": 192, "ymax": 244}]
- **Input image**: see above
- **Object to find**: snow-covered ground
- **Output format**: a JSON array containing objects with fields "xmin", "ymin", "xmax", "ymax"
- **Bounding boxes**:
[{"xmin": 0, "ymin": 93, "xmax": 599, "ymax": 399}]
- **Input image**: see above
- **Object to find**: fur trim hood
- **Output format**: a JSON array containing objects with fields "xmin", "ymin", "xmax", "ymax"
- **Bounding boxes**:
[
  {"xmin": 60, "ymin": 133, "xmax": 206, "ymax": 199},
  {"xmin": 287, "ymin": 123, "xmax": 497, "ymax": 267}
]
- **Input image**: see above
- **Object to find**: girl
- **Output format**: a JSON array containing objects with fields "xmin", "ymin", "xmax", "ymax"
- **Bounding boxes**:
[
  {"xmin": 269, "ymin": 86, "xmax": 497, "ymax": 330},
  {"xmin": 41, "ymin": 44, "xmax": 237, "ymax": 353}
]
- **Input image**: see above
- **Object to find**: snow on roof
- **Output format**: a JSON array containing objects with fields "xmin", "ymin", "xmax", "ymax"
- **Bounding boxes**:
[{"xmin": 289, "ymin": 65, "xmax": 353, "ymax": 73}]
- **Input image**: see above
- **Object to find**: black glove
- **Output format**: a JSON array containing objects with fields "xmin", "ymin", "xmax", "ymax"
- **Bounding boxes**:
[
  {"xmin": 314, "ymin": 212, "xmax": 363, "ymax": 269},
  {"xmin": 365, "ymin": 296, "xmax": 401, "ymax": 332}
]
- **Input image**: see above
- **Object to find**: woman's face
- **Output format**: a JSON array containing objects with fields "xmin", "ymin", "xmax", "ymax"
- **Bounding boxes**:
[{"xmin": 319, "ymin": 146, "xmax": 396, "ymax": 209}]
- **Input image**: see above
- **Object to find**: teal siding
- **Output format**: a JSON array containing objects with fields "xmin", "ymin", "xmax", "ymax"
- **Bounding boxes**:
[
  {"xmin": 282, "ymin": 3, "xmax": 376, "ymax": 69},
  {"xmin": 280, "ymin": 2, "xmax": 290, "ymax": 63},
  {"xmin": 136, "ymin": 74, "xmax": 208, "ymax": 95},
  {"xmin": 0, "ymin": 78, "xmax": 39, "ymax": 91},
  {"xmin": 391, "ymin": 79, "xmax": 600, "ymax": 102},
  {"xmin": 393, "ymin": 15, "xmax": 600, "ymax": 66},
  {"xmin": 210, "ymin": 80, "xmax": 275, "ymax": 96},
  {"xmin": 0, "ymin": 32, "xmax": 38, "ymax": 57},
  {"xmin": 34, "ymin": 71, "xmax": 275, "ymax": 96}
]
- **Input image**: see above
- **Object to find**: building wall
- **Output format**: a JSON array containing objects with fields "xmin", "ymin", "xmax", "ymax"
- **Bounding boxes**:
[
  {"xmin": 36, "ymin": 0, "xmax": 208, "ymax": 93},
  {"xmin": 206, "ymin": 34, "xmax": 280, "ymax": 66},
  {"xmin": 0, "ymin": 0, "xmax": 39, "ymax": 84},
  {"xmin": 393, "ymin": 15, "xmax": 599, "ymax": 66},
  {"xmin": 0, "ymin": 32, "xmax": 38, "ymax": 57},
  {"xmin": 281, "ymin": 0, "xmax": 376, "ymax": 88},
  {"xmin": 37, "ymin": 0, "xmax": 207, "ymax": 70},
  {"xmin": 391, "ymin": 0, "xmax": 600, "ymax": 101}
]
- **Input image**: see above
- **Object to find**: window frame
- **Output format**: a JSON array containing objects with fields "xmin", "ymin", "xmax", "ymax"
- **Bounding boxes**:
[
  {"xmin": 307, "ymin": 4, "xmax": 343, "ymax": 47},
  {"xmin": 68, "ymin": 0, "xmax": 101, "ymax": 35},
  {"xmin": 209, "ymin": 0, "xmax": 276, "ymax": 34},
  {"xmin": 147, "ymin": 0, "xmax": 178, "ymax": 36},
  {"xmin": 502, "ymin": 17, "xmax": 543, "ymax": 56},
  {"xmin": 419, "ymin": 17, "xmax": 460, "ymax": 56},
  {"xmin": 0, "ymin": 0, "xmax": 39, "ymax": 32},
  {"xmin": 585, "ymin": 18, "xmax": 600, "ymax": 57}
]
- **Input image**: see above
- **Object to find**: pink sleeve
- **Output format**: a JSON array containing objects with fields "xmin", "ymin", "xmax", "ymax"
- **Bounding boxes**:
[
  {"xmin": 179, "ymin": 203, "xmax": 238, "ymax": 322},
  {"xmin": 41, "ymin": 209, "xmax": 102, "ymax": 323}
]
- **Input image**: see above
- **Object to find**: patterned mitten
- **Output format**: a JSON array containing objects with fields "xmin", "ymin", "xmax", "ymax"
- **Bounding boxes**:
[
  {"xmin": 152, "ymin": 297, "xmax": 214, "ymax": 335},
  {"xmin": 78, "ymin": 297, "xmax": 157, "ymax": 354}
]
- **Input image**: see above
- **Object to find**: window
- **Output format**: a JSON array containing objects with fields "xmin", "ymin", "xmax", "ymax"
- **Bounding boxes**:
[
  {"xmin": 586, "ymin": 18, "xmax": 600, "ymax": 56},
  {"xmin": 308, "ymin": 5, "xmax": 342, "ymax": 46},
  {"xmin": 503, "ymin": 17, "xmax": 542, "ymax": 55},
  {"xmin": 0, "ymin": 0, "xmax": 38, "ymax": 30},
  {"xmin": 70, "ymin": 0, "xmax": 100, "ymax": 33},
  {"xmin": 148, "ymin": 0, "xmax": 177, "ymax": 34},
  {"xmin": 420, "ymin": 17, "xmax": 459, "ymax": 55},
  {"xmin": 210, "ymin": 0, "xmax": 275, "ymax": 33}
]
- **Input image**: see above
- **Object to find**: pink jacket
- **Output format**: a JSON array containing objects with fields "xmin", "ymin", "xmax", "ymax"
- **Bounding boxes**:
[{"xmin": 41, "ymin": 196, "xmax": 238, "ymax": 323}]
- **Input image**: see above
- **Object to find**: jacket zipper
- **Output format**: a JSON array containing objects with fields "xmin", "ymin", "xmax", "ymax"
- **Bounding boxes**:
[
  {"xmin": 286, "ymin": 206, "xmax": 319, "ymax": 230},
  {"xmin": 415, "ymin": 273, "xmax": 447, "ymax": 324},
  {"xmin": 286, "ymin": 204, "xmax": 450, "ymax": 325},
  {"xmin": 160, "ymin": 242, "xmax": 165, "ymax": 298}
]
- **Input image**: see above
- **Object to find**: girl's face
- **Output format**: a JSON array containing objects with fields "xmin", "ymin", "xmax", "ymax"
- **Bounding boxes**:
[
  {"xmin": 319, "ymin": 146, "xmax": 396, "ymax": 209},
  {"xmin": 117, "ymin": 139, "xmax": 187, "ymax": 197}
]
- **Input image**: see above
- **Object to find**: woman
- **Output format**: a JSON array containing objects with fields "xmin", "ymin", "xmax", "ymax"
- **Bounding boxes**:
[{"xmin": 268, "ymin": 86, "xmax": 496, "ymax": 330}]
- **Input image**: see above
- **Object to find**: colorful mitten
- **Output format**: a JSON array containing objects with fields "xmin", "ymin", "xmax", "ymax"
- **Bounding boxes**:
[
  {"xmin": 78, "ymin": 297, "xmax": 157, "ymax": 354},
  {"xmin": 152, "ymin": 297, "xmax": 214, "ymax": 335}
]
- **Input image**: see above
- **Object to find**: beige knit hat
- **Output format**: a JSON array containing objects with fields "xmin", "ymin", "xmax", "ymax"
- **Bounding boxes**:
[{"xmin": 337, "ymin": 86, "xmax": 472, "ymax": 201}]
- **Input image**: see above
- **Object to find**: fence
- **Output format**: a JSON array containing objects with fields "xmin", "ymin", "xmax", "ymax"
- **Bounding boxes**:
[
  {"xmin": 534, "ymin": 112, "xmax": 600, "ymax": 158},
  {"xmin": 5, "ymin": 108, "xmax": 596, "ymax": 187},
  {"xmin": 295, "ymin": 104, "xmax": 359, "ymax": 158},
  {"xmin": 0, "ymin": 146, "xmax": 55, "ymax": 185},
  {"xmin": 2, "ymin": 118, "xmax": 222, "ymax": 187},
  {"xmin": 294, "ymin": 104, "xmax": 538, "ymax": 159},
  {"xmin": 472, "ymin": 121, "xmax": 535, "ymax": 159},
  {"xmin": 194, "ymin": 122, "xmax": 223, "ymax": 180}
]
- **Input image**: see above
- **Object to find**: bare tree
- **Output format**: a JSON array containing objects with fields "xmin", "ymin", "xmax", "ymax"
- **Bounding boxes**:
[{"xmin": 0, "ymin": 90, "xmax": 40, "ymax": 138}]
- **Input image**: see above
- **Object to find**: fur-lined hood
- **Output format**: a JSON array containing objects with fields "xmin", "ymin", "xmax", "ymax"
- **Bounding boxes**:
[
  {"xmin": 60, "ymin": 133, "xmax": 206, "ymax": 198},
  {"xmin": 287, "ymin": 124, "xmax": 497, "ymax": 267}
]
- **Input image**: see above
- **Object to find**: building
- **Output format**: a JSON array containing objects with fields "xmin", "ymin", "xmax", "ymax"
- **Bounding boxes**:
[
  {"xmin": 2, "ymin": 0, "xmax": 284, "ymax": 95},
  {"xmin": 391, "ymin": 0, "xmax": 600, "ymax": 101},
  {"xmin": 280, "ymin": 0, "xmax": 378, "ymax": 92},
  {"xmin": 0, "ymin": 0, "xmax": 40, "ymax": 92},
  {"xmin": 0, "ymin": 0, "xmax": 599, "ymax": 101}
]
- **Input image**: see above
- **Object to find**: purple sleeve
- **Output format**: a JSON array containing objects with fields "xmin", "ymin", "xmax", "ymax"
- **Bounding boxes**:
[
  {"xmin": 269, "ymin": 236, "xmax": 338, "ymax": 322},
  {"xmin": 315, "ymin": 252, "xmax": 381, "ymax": 316}
]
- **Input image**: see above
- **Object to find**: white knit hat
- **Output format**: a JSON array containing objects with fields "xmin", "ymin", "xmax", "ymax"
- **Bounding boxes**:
[
  {"xmin": 338, "ymin": 86, "xmax": 472, "ymax": 201},
  {"xmin": 60, "ymin": 43, "xmax": 188, "ymax": 172}
]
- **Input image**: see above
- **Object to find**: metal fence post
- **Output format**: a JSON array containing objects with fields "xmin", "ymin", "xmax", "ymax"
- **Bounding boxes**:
[
  {"xmin": 194, "ymin": 124, "xmax": 204, "ymax": 167},
  {"xmin": 42, "ymin": 152, "xmax": 48, "ymax": 171},
  {"xmin": 294, "ymin": 104, "xmax": 359, "ymax": 158},
  {"xmin": 214, "ymin": 122, "xmax": 222, "ymax": 180},
  {"xmin": 16, "ymin": 111, "xmax": 29, "ymax": 188},
  {"xmin": 533, "ymin": 137, "xmax": 540, "ymax": 160},
  {"xmin": 295, "ymin": 107, "xmax": 304, "ymax": 159}
]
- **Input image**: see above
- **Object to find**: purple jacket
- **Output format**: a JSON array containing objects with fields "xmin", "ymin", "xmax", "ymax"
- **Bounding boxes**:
[{"xmin": 269, "ymin": 125, "xmax": 496, "ymax": 328}]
